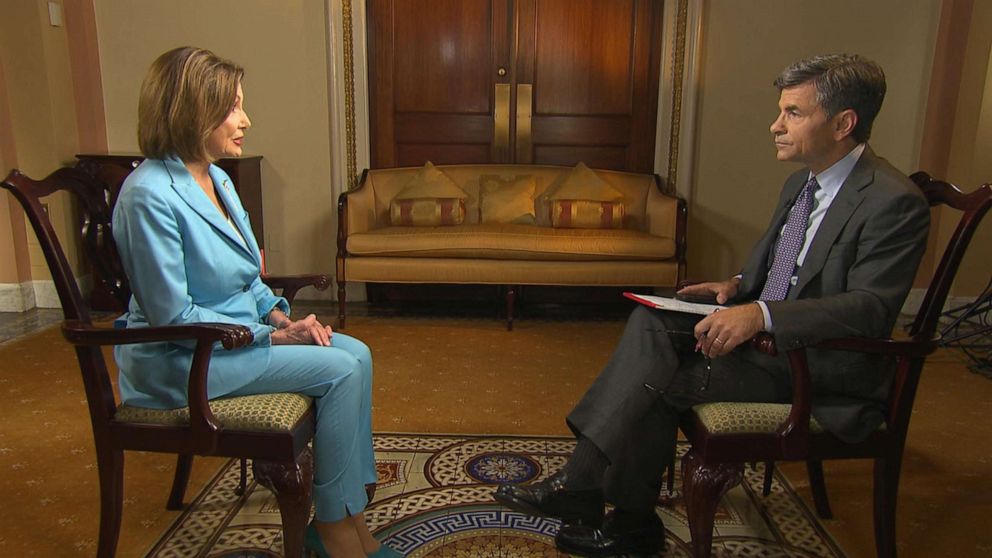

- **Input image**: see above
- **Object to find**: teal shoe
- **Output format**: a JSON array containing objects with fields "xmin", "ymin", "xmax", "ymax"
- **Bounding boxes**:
[
  {"xmin": 368, "ymin": 543, "xmax": 404, "ymax": 558},
  {"xmin": 304, "ymin": 523, "xmax": 331, "ymax": 558}
]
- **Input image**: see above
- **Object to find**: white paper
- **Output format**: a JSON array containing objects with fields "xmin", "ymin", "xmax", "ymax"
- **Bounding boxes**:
[{"xmin": 623, "ymin": 292, "xmax": 727, "ymax": 315}]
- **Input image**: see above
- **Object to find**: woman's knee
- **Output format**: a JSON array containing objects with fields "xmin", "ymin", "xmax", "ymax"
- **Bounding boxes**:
[{"xmin": 334, "ymin": 334, "xmax": 372, "ymax": 366}]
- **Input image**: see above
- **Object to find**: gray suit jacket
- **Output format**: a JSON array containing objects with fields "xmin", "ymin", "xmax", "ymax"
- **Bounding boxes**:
[{"xmin": 732, "ymin": 147, "xmax": 930, "ymax": 441}]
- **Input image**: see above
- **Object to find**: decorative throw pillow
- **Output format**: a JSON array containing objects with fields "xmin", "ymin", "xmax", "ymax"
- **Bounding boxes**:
[
  {"xmin": 546, "ymin": 162, "xmax": 623, "ymax": 201},
  {"xmin": 390, "ymin": 198, "xmax": 466, "ymax": 226},
  {"xmin": 551, "ymin": 199, "xmax": 625, "ymax": 229},
  {"xmin": 479, "ymin": 175, "xmax": 537, "ymax": 225},
  {"xmin": 395, "ymin": 161, "xmax": 468, "ymax": 200}
]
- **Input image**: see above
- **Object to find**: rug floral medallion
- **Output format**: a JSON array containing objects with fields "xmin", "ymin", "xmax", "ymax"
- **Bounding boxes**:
[{"xmin": 147, "ymin": 434, "xmax": 845, "ymax": 557}]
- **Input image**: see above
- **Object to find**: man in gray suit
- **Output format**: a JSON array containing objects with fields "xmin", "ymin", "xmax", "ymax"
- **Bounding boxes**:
[{"xmin": 495, "ymin": 54, "xmax": 931, "ymax": 557}]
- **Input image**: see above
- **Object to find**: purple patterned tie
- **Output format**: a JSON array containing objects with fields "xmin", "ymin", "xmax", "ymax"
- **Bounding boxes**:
[{"xmin": 760, "ymin": 176, "xmax": 818, "ymax": 301}]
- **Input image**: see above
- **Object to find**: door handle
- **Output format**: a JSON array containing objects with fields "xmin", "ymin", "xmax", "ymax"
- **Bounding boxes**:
[
  {"xmin": 494, "ymin": 83, "xmax": 510, "ymax": 159},
  {"xmin": 516, "ymin": 84, "xmax": 533, "ymax": 163}
]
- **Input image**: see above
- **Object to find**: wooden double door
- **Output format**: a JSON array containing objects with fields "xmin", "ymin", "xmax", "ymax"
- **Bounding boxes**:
[{"xmin": 367, "ymin": 0, "xmax": 663, "ymax": 172}]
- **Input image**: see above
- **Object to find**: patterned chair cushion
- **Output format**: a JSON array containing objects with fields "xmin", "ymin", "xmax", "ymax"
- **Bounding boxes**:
[
  {"xmin": 692, "ymin": 402, "xmax": 826, "ymax": 435},
  {"xmin": 115, "ymin": 392, "xmax": 312, "ymax": 432}
]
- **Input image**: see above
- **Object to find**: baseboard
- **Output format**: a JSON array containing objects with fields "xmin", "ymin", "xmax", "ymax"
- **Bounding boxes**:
[
  {"xmin": 901, "ymin": 288, "xmax": 985, "ymax": 321},
  {"xmin": 0, "ymin": 275, "xmax": 92, "ymax": 311},
  {"xmin": 0, "ymin": 281, "xmax": 36, "ymax": 312},
  {"xmin": 344, "ymin": 281, "xmax": 367, "ymax": 302},
  {"xmin": 31, "ymin": 280, "xmax": 58, "ymax": 308}
]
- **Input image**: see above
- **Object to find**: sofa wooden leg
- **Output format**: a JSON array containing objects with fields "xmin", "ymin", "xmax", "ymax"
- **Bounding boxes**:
[
  {"xmin": 506, "ymin": 286, "xmax": 515, "ymax": 331},
  {"xmin": 337, "ymin": 279, "xmax": 347, "ymax": 329}
]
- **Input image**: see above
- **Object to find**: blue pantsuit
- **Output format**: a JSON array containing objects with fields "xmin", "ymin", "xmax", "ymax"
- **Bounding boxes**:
[
  {"xmin": 229, "ymin": 336, "xmax": 377, "ymax": 519},
  {"xmin": 112, "ymin": 156, "xmax": 374, "ymax": 522}
]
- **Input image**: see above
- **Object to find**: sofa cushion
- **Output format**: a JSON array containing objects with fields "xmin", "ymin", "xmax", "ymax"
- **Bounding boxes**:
[
  {"xmin": 480, "ymin": 175, "xmax": 537, "ymax": 225},
  {"xmin": 551, "ymin": 199, "xmax": 624, "ymax": 229},
  {"xmin": 347, "ymin": 223, "xmax": 675, "ymax": 261},
  {"xmin": 546, "ymin": 162, "xmax": 623, "ymax": 201},
  {"xmin": 390, "ymin": 198, "xmax": 466, "ymax": 226},
  {"xmin": 395, "ymin": 161, "xmax": 468, "ymax": 199}
]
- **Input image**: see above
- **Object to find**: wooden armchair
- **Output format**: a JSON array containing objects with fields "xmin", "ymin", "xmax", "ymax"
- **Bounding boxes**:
[
  {"xmin": 678, "ymin": 172, "xmax": 992, "ymax": 557},
  {"xmin": 2, "ymin": 163, "xmax": 330, "ymax": 557}
]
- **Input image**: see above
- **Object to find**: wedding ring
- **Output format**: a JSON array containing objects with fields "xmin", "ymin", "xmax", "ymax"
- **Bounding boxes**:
[{"xmin": 715, "ymin": 338, "xmax": 725, "ymax": 344}]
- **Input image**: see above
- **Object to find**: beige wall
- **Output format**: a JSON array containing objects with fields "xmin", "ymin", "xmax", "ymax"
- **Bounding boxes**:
[
  {"xmin": 941, "ymin": 0, "xmax": 992, "ymax": 295},
  {"xmin": 688, "ymin": 0, "xmax": 942, "ymax": 283},
  {"xmin": 1, "ymin": 55, "xmax": 26, "ymax": 285},
  {"xmin": 0, "ymin": 0, "xmax": 83, "ymax": 297},
  {"xmin": 95, "ymin": 0, "xmax": 335, "ymax": 279}
]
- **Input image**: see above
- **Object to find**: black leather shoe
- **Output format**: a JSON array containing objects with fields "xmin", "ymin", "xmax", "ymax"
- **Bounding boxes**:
[
  {"xmin": 555, "ymin": 509, "xmax": 666, "ymax": 557},
  {"xmin": 493, "ymin": 470, "xmax": 604, "ymax": 526}
]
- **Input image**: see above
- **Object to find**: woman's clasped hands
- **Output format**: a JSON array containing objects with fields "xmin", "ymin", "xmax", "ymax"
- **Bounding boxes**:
[{"xmin": 271, "ymin": 313, "xmax": 333, "ymax": 346}]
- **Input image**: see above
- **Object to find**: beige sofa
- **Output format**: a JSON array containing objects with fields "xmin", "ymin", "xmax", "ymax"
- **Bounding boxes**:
[{"xmin": 336, "ymin": 164, "xmax": 686, "ymax": 328}]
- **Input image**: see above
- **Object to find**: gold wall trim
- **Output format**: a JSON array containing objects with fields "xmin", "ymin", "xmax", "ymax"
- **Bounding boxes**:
[
  {"xmin": 342, "ymin": 0, "xmax": 358, "ymax": 189},
  {"xmin": 666, "ymin": 0, "xmax": 689, "ymax": 194}
]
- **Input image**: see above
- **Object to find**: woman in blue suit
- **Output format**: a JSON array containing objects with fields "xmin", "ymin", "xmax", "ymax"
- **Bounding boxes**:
[{"xmin": 113, "ymin": 47, "xmax": 399, "ymax": 558}]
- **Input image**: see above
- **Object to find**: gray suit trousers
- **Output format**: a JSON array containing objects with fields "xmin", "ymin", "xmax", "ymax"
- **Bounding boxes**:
[{"xmin": 566, "ymin": 306, "xmax": 793, "ymax": 512}]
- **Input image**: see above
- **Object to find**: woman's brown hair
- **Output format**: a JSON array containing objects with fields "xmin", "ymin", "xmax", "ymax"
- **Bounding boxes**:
[{"xmin": 137, "ymin": 47, "xmax": 244, "ymax": 163}]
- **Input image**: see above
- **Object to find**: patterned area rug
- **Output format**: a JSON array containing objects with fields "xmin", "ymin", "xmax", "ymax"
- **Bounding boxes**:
[{"xmin": 148, "ymin": 433, "xmax": 843, "ymax": 557}]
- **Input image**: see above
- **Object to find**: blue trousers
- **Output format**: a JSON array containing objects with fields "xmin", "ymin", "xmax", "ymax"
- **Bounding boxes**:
[{"xmin": 229, "ymin": 332, "xmax": 376, "ymax": 522}]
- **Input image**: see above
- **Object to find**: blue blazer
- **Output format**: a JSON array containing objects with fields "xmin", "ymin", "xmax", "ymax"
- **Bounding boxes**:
[{"xmin": 112, "ymin": 156, "xmax": 288, "ymax": 408}]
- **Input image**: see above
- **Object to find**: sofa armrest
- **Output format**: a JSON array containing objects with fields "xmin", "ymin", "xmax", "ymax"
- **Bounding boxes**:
[
  {"xmin": 644, "ymin": 176, "xmax": 687, "ymax": 269},
  {"xmin": 338, "ymin": 169, "xmax": 376, "ymax": 239}
]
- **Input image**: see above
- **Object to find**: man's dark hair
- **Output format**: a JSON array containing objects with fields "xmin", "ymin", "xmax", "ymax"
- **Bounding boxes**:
[{"xmin": 774, "ymin": 54, "xmax": 886, "ymax": 144}]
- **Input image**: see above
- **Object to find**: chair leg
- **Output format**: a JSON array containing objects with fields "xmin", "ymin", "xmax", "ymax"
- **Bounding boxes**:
[
  {"xmin": 806, "ymin": 459, "xmax": 833, "ymax": 519},
  {"xmin": 95, "ymin": 447, "xmax": 125, "ymax": 558},
  {"xmin": 762, "ymin": 460, "xmax": 775, "ymax": 496},
  {"xmin": 166, "ymin": 454, "xmax": 194, "ymax": 510},
  {"xmin": 666, "ymin": 453, "xmax": 676, "ymax": 495},
  {"xmin": 873, "ymin": 456, "xmax": 902, "ymax": 558},
  {"xmin": 234, "ymin": 457, "xmax": 248, "ymax": 497},
  {"xmin": 253, "ymin": 447, "xmax": 314, "ymax": 558},
  {"xmin": 682, "ymin": 449, "xmax": 743, "ymax": 558}
]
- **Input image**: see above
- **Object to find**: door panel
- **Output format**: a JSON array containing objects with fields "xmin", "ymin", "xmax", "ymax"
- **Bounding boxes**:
[
  {"xmin": 392, "ymin": 2, "xmax": 491, "ymax": 112},
  {"xmin": 531, "ymin": 0, "xmax": 635, "ymax": 114},
  {"xmin": 367, "ymin": 0, "xmax": 661, "ymax": 171},
  {"xmin": 517, "ymin": 0, "xmax": 662, "ymax": 171},
  {"xmin": 368, "ymin": 0, "xmax": 510, "ymax": 167}
]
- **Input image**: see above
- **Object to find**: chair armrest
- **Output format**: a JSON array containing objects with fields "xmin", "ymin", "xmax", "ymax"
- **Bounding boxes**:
[
  {"xmin": 61, "ymin": 320, "xmax": 254, "ymax": 454},
  {"xmin": 262, "ymin": 273, "xmax": 331, "ymax": 306},
  {"xmin": 750, "ymin": 331, "xmax": 940, "ymax": 358},
  {"xmin": 62, "ymin": 320, "xmax": 253, "ymax": 350},
  {"xmin": 816, "ymin": 334, "xmax": 940, "ymax": 357},
  {"xmin": 746, "ymin": 330, "xmax": 939, "ymax": 459}
]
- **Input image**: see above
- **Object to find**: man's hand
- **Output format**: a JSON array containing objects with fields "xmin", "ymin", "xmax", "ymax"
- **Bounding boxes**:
[
  {"xmin": 271, "ymin": 313, "xmax": 333, "ymax": 346},
  {"xmin": 677, "ymin": 277, "xmax": 740, "ymax": 305},
  {"xmin": 694, "ymin": 303, "xmax": 764, "ymax": 358}
]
